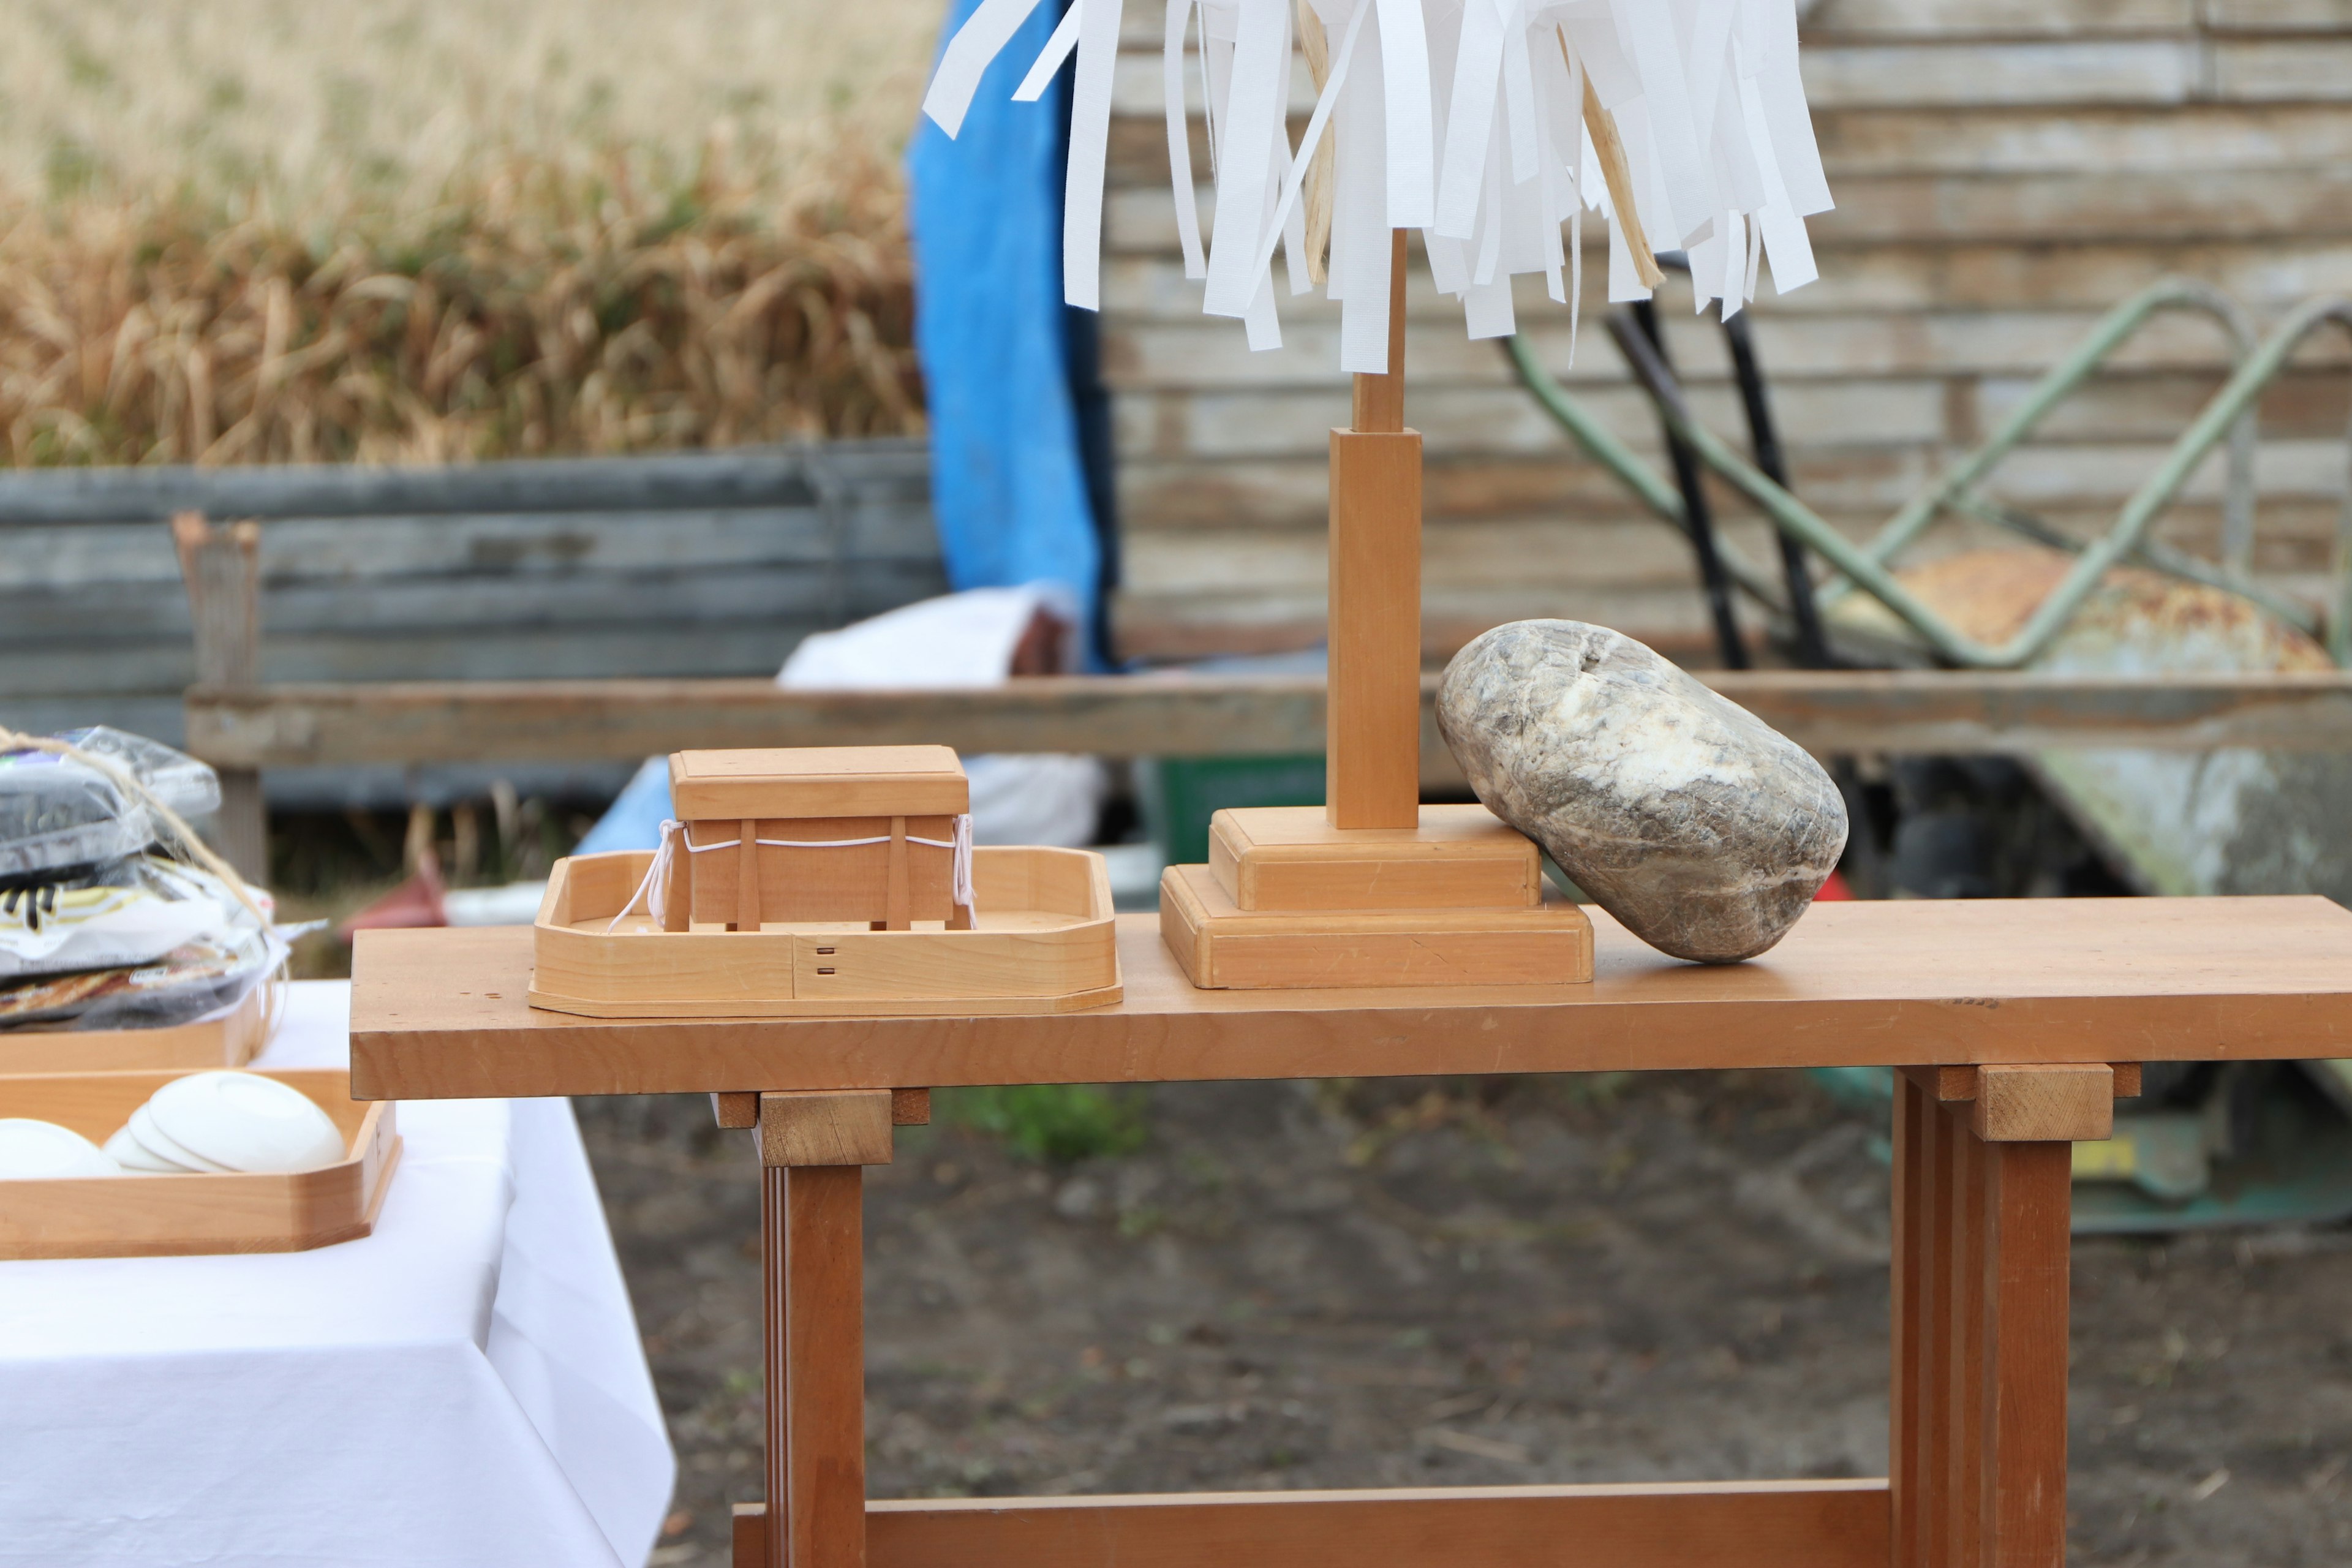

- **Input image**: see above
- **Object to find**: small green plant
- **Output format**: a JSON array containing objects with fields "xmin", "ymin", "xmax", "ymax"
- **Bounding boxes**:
[{"xmin": 940, "ymin": 1084, "xmax": 1147, "ymax": 1164}]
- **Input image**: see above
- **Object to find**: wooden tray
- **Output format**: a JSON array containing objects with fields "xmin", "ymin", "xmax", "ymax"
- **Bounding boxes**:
[
  {"xmin": 529, "ymin": 845, "xmax": 1123, "ymax": 1018},
  {"xmin": 0, "ymin": 1068, "xmax": 400, "ymax": 1259},
  {"xmin": 0, "ymin": 971, "xmax": 273, "ymax": 1077}
]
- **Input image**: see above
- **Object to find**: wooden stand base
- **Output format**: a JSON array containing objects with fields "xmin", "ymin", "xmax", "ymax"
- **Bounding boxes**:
[
  {"xmin": 1159, "ymin": 805, "xmax": 1593, "ymax": 990},
  {"xmin": 1159, "ymin": 865, "xmax": 1593, "ymax": 990},
  {"xmin": 1208, "ymin": 804, "xmax": 1545, "ymax": 910}
]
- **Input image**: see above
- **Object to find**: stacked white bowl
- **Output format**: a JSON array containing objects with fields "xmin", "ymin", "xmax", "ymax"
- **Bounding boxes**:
[
  {"xmin": 0, "ymin": 1072, "xmax": 345, "ymax": 1180},
  {"xmin": 0, "ymin": 1118, "xmax": 120, "ymax": 1179}
]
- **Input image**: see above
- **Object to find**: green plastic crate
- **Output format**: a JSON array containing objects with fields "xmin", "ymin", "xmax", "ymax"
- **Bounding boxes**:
[{"xmin": 1142, "ymin": 755, "xmax": 1326, "ymax": 867}]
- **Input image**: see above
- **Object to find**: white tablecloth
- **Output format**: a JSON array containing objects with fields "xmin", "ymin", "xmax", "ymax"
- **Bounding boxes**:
[{"xmin": 0, "ymin": 982, "xmax": 676, "ymax": 1567}]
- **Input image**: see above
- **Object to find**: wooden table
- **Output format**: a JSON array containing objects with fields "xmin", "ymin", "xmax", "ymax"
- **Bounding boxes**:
[{"xmin": 350, "ymin": 896, "xmax": 2352, "ymax": 1568}]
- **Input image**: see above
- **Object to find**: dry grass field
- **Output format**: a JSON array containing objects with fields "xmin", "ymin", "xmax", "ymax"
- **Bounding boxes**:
[{"xmin": 0, "ymin": 0, "xmax": 947, "ymax": 465}]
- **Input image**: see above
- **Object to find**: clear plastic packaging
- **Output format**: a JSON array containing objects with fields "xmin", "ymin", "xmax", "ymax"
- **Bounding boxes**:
[
  {"xmin": 0, "ymin": 856, "xmax": 279, "ymax": 1030},
  {"xmin": 0, "ymin": 728, "xmax": 223, "ymax": 879},
  {"xmin": 0, "ymin": 923, "xmax": 279, "ymax": 1031},
  {"xmin": 0, "ymin": 725, "xmax": 274, "ymax": 1033},
  {"xmin": 0, "ymin": 855, "xmax": 257, "ymax": 983}
]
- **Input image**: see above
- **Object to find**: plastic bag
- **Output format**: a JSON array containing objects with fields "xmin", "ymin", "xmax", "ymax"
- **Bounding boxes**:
[
  {"xmin": 0, "ymin": 855, "xmax": 253, "ymax": 982},
  {"xmin": 0, "ymin": 925, "xmax": 280, "ymax": 1031},
  {"xmin": 0, "ymin": 857, "xmax": 278, "ymax": 1030},
  {"xmin": 0, "ymin": 728, "xmax": 223, "ymax": 879},
  {"xmin": 0, "ymin": 725, "xmax": 279, "ymax": 1034}
]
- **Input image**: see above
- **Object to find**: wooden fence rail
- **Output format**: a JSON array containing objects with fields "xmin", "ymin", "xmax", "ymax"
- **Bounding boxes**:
[
  {"xmin": 0, "ymin": 443, "xmax": 943, "ymax": 749},
  {"xmin": 185, "ymin": 669, "xmax": 2352, "ymax": 772}
]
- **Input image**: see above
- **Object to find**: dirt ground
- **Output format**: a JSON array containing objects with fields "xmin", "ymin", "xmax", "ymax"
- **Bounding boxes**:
[{"xmin": 578, "ymin": 1069, "xmax": 2352, "ymax": 1568}]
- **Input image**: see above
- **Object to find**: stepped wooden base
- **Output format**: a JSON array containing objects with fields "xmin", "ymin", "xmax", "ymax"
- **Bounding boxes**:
[
  {"xmin": 1163, "ymin": 804, "xmax": 1591, "ymax": 990},
  {"xmin": 1159, "ymin": 864, "xmax": 1593, "ymax": 990},
  {"xmin": 1209, "ymin": 804, "xmax": 1543, "ymax": 911}
]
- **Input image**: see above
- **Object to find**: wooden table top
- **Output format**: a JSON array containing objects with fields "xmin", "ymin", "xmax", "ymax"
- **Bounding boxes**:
[{"xmin": 345, "ymin": 895, "xmax": 2352, "ymax": 1101}]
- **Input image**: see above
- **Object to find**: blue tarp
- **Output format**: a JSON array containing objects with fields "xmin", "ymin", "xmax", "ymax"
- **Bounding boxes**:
[
  {"xmin": 573, "ymin": 13, "xmax": 1104, "ymax": 856},
  {"xmin": 907, "ymin": 0, "xmax": 1105, "ymax": 663},
  {"xmin": 573, "ymin": 755, "xmax": 672, "ymax": 854}
]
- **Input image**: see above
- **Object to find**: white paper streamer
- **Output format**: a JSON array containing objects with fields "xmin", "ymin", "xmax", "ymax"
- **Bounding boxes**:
[
  {"xmin": 1375, "ymin": 0, "xmax": 1438, "ymax": 228},
  {"xmin": 1014, "ymin": 5, "xmax": 1084, "ymax": 100},
  {"xmin": 1564, "ymin": 39, "xmax": 1583, "ymax": 356},
  {"xmin": 1164, "ymin": 0, "xmax": 1208, "ymax": 278},
  {"xmin": 1335, "ymin": 9, "xmax": 1394, "ymax": 372},
  {"xmin": 1060, "ymin": 0, "xmax": 1125, "ymax": 312},
  {"xmin": 922, "ymin": 0, "xmax": 1835, "ymax": 353},
  {"xmin": 924, "ymin": 0, "xmax": 1052, "ymax": 135},
  {"xmin": 1251, "ymin": 0, "xmax": 1373, "ymax": 282},
  {"xmin": 1434, "ymin": 0, "xmax": 1506, "ymax": 240},
  {"xmin": 1202, "ymin": 0, "xmax": 1291, "ymax": 317}
]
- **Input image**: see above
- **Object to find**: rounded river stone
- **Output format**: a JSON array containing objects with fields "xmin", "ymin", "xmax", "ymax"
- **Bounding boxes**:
[{"xmin": 1436, "ymin": 620, "xmax": 1847, "ymax": 963}]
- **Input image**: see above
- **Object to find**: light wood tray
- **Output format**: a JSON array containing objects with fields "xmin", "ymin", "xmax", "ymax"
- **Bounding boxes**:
[
  {"xmin": 0, "ymin": 972, "xmax": 271, "ymax": 1077},
  {"xmin": 529, "ymin": 845, "xmax": 1123, "ymax": 1018},
  {"xmin": 0, "ymin": 1068, "xmax": 400, "ymax": 1259}
]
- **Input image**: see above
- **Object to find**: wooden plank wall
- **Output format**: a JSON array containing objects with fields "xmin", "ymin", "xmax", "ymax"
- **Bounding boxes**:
[
  {"xmin": 1099, "ymin": 0, "xmax": 2352, "ymax": 663},
  {"xmin": 0, "ymin": 443, "xmax": 945, "ymax": 750}
]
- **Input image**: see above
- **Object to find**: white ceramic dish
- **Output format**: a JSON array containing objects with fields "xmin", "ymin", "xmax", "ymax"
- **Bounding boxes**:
[
  {"xmin": 0, "ymin": 1118, "xmax": 121, "ymax": 1180},
  {"xmin": 104, "ymin": 1123, "xmax": 194, "ymax": 1174},
  {"xmin": 128, "ymin": 1104, "xmax": 233, "ymax": 1173},
  {"xmin": 147, "ymin": 1071, "xmax": 345, "ymax": 1174}
]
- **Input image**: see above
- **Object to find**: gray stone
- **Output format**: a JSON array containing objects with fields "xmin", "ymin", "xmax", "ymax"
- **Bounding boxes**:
[{"xmin": 1436, "ymin": 620, "xmax": 1847, "ymax": 964}]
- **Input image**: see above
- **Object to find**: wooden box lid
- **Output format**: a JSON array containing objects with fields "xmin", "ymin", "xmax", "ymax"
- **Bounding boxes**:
[{"xmin": 668, "ymin": 746, "xmax": 969, "ymax": 820}]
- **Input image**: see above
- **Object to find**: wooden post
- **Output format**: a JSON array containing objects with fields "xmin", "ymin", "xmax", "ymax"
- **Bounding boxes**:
[
  {"xmin": 1889, "ymin": 1074, "xmax": 1929, "ymax": 1567},
  {"xmin": 1157, "ymin": 241, "xmax": 1593, "ymax": 981},
  {"xmin": 739, "ymin": 1091, "xmax": 888, "ymax": 1568},
  {"xmin": 1892, "ymin": 1068, "xmax": 2084, "ymax": 1568},
  {"xmin": 1325, "ymin": 228, "xmax": 1422, "ymax": 830},
  {"xmin": 763, "ymin": 1164, "xmax": 866, "ymax": 1568},
  {"xmin": 1978, "ymin": 1142, "xmax": 2071, "ymax": 1566},
  {"xmin": 1948, "ymin": 1107, "xmax": 1990, "ymax": 1567},
  {"xmin": 170, "ymin": 512, "xmax": 267, "ymax": 882},
  {"xmin": 1920, "ymin": 1093, "xmax": 1957, "ymax": 1566}
]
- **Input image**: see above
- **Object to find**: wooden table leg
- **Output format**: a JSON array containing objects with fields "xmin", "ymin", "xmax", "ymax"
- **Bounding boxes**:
[
  {"xmin": 731, "ymin": 1087, "xmax": 929, "ymax": 1568},
  {"xmin": 1978, "ymin": 1137, "xmax": 2071, "ymax": 1564},
  {"xmin": 765, "ymin": 1161, "xmax": 866, "ymax": 1568},
  {"xmin": 1890, "ymin": 1071, "xmax": 1931, "ymax": 1566},
  {"xmin": 1894, "ymin": 1065, "xmax": 2113, "ymax": 1568}
]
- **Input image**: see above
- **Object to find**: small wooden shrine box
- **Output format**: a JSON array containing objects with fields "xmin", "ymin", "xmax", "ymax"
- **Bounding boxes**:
[{"xmin": 665, "ymin": 747, "xmax": 970, "ymax": 933}]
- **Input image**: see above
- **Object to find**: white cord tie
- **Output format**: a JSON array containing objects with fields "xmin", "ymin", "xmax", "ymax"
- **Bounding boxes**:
[{"xmin": 604, "ymin": 815, "xmax": 977, "ymax": 933}]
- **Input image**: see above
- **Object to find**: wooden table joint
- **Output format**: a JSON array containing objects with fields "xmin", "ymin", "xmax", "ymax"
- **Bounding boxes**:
[
  {"xmin": 1899, "ymin": 1062, "xmax": 2138, "ymax": 1142},
  {"xmin": 717, "ymin": 1087, "xmax": 930, "ymax": 1136},
  {"xmin": 759, "ymin": 1090, "xmax": 895, "ymax": 1167}
]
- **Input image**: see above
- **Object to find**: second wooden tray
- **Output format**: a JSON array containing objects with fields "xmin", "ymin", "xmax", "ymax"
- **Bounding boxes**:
[
  {"xmin": 0, "ymin": 971, "xmax": 273, "ymax": 1077},
  {"xmin": 0, "ymin": 1067, "xmax": 399, "ymax": 1260}
]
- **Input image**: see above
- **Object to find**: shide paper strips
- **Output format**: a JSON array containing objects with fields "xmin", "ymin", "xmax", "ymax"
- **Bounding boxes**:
[{"xmin": 922, "ymin": 0, "xmax": 1832, "ymax": 371}]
